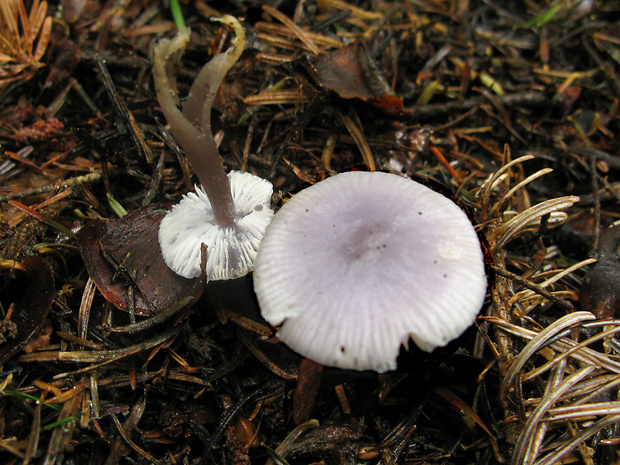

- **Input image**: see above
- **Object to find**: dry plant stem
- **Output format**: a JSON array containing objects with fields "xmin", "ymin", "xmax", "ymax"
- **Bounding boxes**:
[
  {"xmin": 567, "ymin": 373, "xmax": 620, "ymax": 405},
  {"xmin": 490, "ymin": 195, "xmax": 580, "ymax": 255},
  {"xmin": 339, "ymin": 110, "xmax": 375, "ymax": 171},
  {"xmin": 96, "ymin": 55, "xmax": 154, "ymax": 165},
  {"xmin": 152, "ymin": 16, "xmax": 246, "ymax": 226},
  {"xmin": 90, "ymin": 371, "xmax": 100, "ymax": 419},
  {"xmin": 493, "ymin": 267, "xmax": 575, "ymax": 312},
  {"xmin": 78, "ymin": 278, "xmax": 96, "ymax": 340},
  {"xmin": 567, "ymin": 145, "xmax": 620, "ymax": 171},
  {"xmin": 406, "ymin": 91, "xmax": 563, "ymax": 119},
  {"xmin": 508, "ymin": 258, "xmax": 595, "ymax": 307},
  {"xmin": 233, "ymin": 326, "xmax": 297, "ymax": 380},
  {"xmin": 535, "ymin": 413, "xmax": 620, "ymax": 465},
  {"xmin": 0, "ymin": 172, "xmax": 101, "ymax": 202},
  {"xmin": 589, "ymin": 154, "xmax": 601, "ymax": 253},
  {"xmin": 499, "ymin": 311, "xmax": 597, "ymax": 405},
  {"xmin": 489, "ymin": 312, "xmax": 620, "ymax": 461},
  {"xmin": 511, "ymin": 366, "xmax": 596, "ymax": 465},
  {"xmin": 378, "ymin": 397, "xmax": 431, "ymax": 460},
  {"xmin": 522, "ymin": 324, "xmax": 620, "ymax": 384},
  {"xmin": 18, "ymin": 325, "xmax": 182, "ymax": 363},
  {"xmin": 490, "ymin": 317, "xmax": 620, "ymax": 374},
  {"xmin": 24, "ymin": 391, "xmax": 42, "ymax": 463},
  {"xmin": 263, "ymin": 5, "xmax": 320, "ymax": 55},
  {"xmin": 47, "ymin": 395, "xmax": 79, "ymax": 457},
  {"xmin": 541, "ymin": 401, "xmax": 620, "ymax": 422},
  {"xmin": 111, "ymin": 413, "xmax": 163, "ymax": 465},
  {"xmin": 0, "ymin": 438, "xmax": 23, "ymax": 459},
  {"xmin": 107, "ymin": 296, "xmax": 193, "ymax": 333},
  {"xmin": 200, "ymin": 386, "xmax": 275, "ymax": 464},
  {"xmin": 264, "ymin": 419, "xmax": 320, "ymax": 465},
  {"xmin": 492, "ymin": 256, "xmax": 515, "ymax": 362},
  {"xmin": 106, "ymin": 396, "xmax": 147, "ymax": 465}
]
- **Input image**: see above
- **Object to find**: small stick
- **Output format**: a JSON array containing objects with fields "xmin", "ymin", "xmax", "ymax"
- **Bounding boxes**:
[
  {"xmin": 407, "ymin": 91, "xmax": 564, "ymax": 119},
  {"xmin": 493, "ymin": 267, "xmax": 575, "ymax": 312}
]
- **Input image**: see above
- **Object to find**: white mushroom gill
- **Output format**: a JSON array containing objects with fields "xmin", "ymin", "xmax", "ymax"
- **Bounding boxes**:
[
  {"xmin": 253, "ymin": 171, "xmax": 487, "ymax": 373},
  {"xmin": 159, "ymin": 171, "xmax": 273, "ymax": 279}
]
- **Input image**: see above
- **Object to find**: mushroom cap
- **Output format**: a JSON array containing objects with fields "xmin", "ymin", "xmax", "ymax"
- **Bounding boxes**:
[
  {"xmin": 159, "ymin": 170, "xmax": 273, "ymax": 280},
  {"xmin": 253, "ymin": 171, "xmax": 487, "ymax": 372}
]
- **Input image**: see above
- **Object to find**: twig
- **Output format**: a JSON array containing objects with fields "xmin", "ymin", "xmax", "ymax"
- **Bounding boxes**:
[
  {"xmin": 95, "ymin": 54, "xmax": 154, "ymax": 164},
  {"xmin": 567, "ymin": 146, "xmax": 620, "ymax": 171},
  {"xmin": 406, "ymin": 91, "xmax": 564, "ymax": 119},
  {"xmin": 0, "ymin": 172, "xmax": 101, "ymax": 202},
  {"xmin": 493, "ymin": 267, "xmax": 576, "ymax": 312},
  {"xmin": 589, "ymin": 154, "xmax": 601, "ymax": 253}
]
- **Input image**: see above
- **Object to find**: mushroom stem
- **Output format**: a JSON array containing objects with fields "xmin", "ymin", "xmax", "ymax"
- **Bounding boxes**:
[
  {"xmin": 152, "ymin": 16, "xmax": 245, "ymax": 227},
  {"xmin": 183, "ymin": 17, "xmax": 246, "ymax": 133}
]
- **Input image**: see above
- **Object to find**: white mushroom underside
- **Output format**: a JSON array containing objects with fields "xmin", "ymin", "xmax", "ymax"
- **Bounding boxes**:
[
  {"xmin": 253, "ymin": 171, "xmax": 487, "ymax": 373},
  {"xmin": 159, "ymin": 170, "xmax": 273, "ymax": 280}
]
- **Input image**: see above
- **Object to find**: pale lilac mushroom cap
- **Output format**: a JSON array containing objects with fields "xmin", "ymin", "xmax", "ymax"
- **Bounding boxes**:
[
  {"xmin": 159, "ymin": 170, "xmax": 273, "ymax": 280},
  {"xmin": 253, "ymin": 171, "xmax": 487, "ymax": 373}
]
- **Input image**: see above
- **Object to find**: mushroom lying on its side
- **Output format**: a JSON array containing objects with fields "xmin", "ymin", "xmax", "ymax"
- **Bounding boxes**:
[
  {"xmin": 159, "ymin": 171, "xmax": 273, "ymax": 280},
  {"xmin": 152, "ymin": 16, "xmax": 273, "ymax": 280},
  {"xmin": 253, "ymin": 171, "xmax": 487, "ymax": 373}
]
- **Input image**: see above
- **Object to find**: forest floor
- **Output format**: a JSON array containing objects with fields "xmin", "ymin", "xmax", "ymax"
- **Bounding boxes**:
[{"xmin": 1, "ymin": 0, "xmax": 620, "ymax": 464}]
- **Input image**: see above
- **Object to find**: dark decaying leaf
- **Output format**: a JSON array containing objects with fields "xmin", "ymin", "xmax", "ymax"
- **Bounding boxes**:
[
  {"xmin": 286, "ymin": 420, "xmax": 363, "ymax": 462},
  {"xmin": 579, "ymin": 225, "xmax": 620, "ymax": 319},
  {"xmin": 293, "ymin": 357, "xmax": 324, "ymax": 425},
  {"xmin": 307, "ymin": 40, "xmax": 407, "ymax": 115},
  {"xmin": 0, "ymin": 256, "xmax": 55, "ymax": 363},
  {"xmin": 44, "ymin": 39, "xmax": 82, "ymax": 87},
  {"xmin": 78, "ymin": 204, "xmax": 203, "ymax": 316}
]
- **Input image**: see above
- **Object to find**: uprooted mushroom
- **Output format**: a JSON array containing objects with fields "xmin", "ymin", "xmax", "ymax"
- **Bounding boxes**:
[{"xmin": 152, "ymin": 16, "xmax": 273, "ymax": 280}]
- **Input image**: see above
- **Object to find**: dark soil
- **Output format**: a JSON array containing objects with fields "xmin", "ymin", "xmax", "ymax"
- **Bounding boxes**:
[{"xmin": 1, "ymin": 1, "xmax": 619, "ymax": 464}]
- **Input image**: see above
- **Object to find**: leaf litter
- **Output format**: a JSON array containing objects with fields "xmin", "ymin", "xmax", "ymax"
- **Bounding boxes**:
[{"xmin": 0, "ymin": 0, "xmax": 619, "ymax": 464}]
